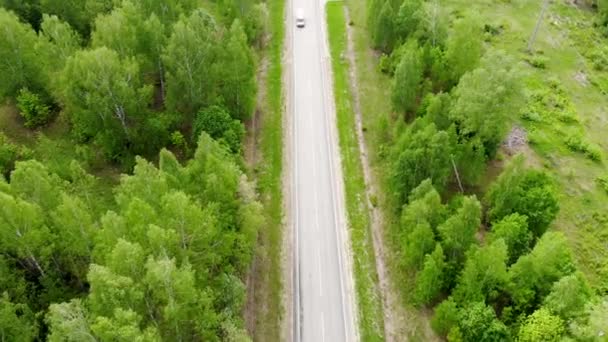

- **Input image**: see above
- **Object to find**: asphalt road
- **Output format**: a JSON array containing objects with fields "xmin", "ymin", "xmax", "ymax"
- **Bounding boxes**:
[{"xmin": 290, "ymin": 0, "xmax": 357, "ymax": 341}]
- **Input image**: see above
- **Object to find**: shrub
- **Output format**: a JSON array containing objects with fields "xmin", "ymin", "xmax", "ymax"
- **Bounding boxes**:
[
  {"xmin": 0, "ymin": 133, "xmax": 31, "ymax": 178},
  {"xmin": 518, "ymin": 308, "xmax": 565, "ymax": 342},
  {"xmin": 484, "ymin": 155, "xmax": 559, "ymax": 238},
  {"xmin": 565, "ymin": 133, "xmax": 603, "ymax": 161},
  {"xmin": 378, "ymin": 53, "xmax": 392, "ymax": 74},
  {"xmin": 16, "ymin": 88, "xmax": 52, "ymax": 128},
  {"xmin": 193, "ymin": 105, "xmax": 244, "ymax": 154},
  {"xmin": 170, "ymin": 131, "xmax": 186, "ymax": 147},
  {"xmin": 596, "ymin": 175, "xmax": 608, "ymax": 193},
  {"xmin": 525, "ymin": 55, "xmax": 548, "ymax": 69},
  {"xmin": 432, "ymin": 298, "xmax": 459, "ymax": 336},
  {"xmin": 587, "ymin": 45, "xmax": 608, "ymax": 71}
]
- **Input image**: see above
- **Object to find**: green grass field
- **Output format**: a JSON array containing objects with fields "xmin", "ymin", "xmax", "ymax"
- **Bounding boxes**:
[{"xmin": 326, "ymin": 2, "xmax": 385, "ymax": 340}]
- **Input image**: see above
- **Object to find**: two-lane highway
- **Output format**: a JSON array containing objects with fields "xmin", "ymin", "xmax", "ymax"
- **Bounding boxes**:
[{"xmin": 289, "ymin": 0, "xmax": 357, "ymax": 341}]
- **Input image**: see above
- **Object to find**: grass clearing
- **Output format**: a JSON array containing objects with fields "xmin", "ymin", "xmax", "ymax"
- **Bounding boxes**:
[
  {"xmin": 250, "ymin": 0, "xmax": 285, "ymax": 339},
  {"xmin": 439, "ymin": 0, "xmax": 608, "ymax": 292},
  {"xmin": 326, "ymin": 2, "xmax": 385, "ymax": 340}
]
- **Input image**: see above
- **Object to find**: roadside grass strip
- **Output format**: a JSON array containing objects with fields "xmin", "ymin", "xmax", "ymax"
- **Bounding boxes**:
[
  {"xmin": 326, "ymin": 2, "xmax": 385, "ymax": 341},
  {"xmin": 254, "ymin": 0, "xmax": 285, "ymax": 339}
]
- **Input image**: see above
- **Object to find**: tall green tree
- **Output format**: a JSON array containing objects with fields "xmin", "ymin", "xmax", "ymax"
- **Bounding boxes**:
[
  {"xmin": 39, "ymin": 0, "xmax": 87, "ymax": 36},
  {"xmin": 458, "ymin": 302, "xmax": 510, "ymax": 342},
  {"xmin": 543, "ymin": 272, "xmax": 593, "ymax": 320},
  {"xmin": 450, "ymin": 50, "xmax": 524, "ymax": 157},
  {"xmin": 413, "ymin": 244, "xmax": 446, "ymax": 306},
  {"xmin": 0, "ymin": 192, "xmax": 52, "ymax": 277},
  {"xmin": 418, "ymin": 0, "xmax": 447, "ymax": 47},
  {"xmin": 39, "ymin": 0, "xmax": 114, "ymax": 37},
  {"xmin": 453, "ymin": 239, "xmax": 508, "ymax": 304},
  {"xmin": 487, "ymin": 213, "xmax": 532, "ymax": 264},
  {"xmin": 432, "ymin": 297, "xmax": 459, "ymax": 337},
  {"xmin": 508, "ymin": 231, "xmax": 576, "ymax": 311},
  {"xmin": 400, "ymin": 179, "xmax": 447, "ymax": 232},
  {"xmin": 217, "ymin": 19, "xmax": 257, "ymax": 120},
  {"xmin": 46, "ymin": 299, "xmax": 96, "ymax": 342},
  {"xmin": 437, "ymin": 196, "xmax": 480, "ymax": 266},
  {"xmin": 517, "ymin": 308, "xmax": 565, "ymax": 342},
  {"xmin": 392, "ymin": 42, "xmax": 423, "ymax": 114},
  {"xmin": 91, "ymin": 1, "xmax": 144, "ymax": 60},
  {"xmin": 0, "ymin": 0, "xmax": 42, "ymax": 29},
  {"xmin": 163, "ymin": 9, "xmax": 219, "ymax": 114},
  {"xmin": 372, "ymin": 0, "xmax": 396, "ymax": 52},
  {"xmin": 391, "ymin": 123, "xmax": 453, "ymax": 205},
  {"xmin": 50, "ymin": 194, "xmax": 96, "ymax": 284},
  {"xmin": 484, "ymin": 155, "xmax": 559, "ymax": 238},
  {"xmin": 394, "ymin": 0, "xmax": 422, "ymax": 40},
  {"xmin": 132, "ymin": 0, "xmax": 197, "ymax": 28},
  {"xmin": 59, "ymin": 47, "xmax": 152, "ymax": 157},
  {"xmin": 444, "ymin": 14, "xmax": 483, "ymax": 86},
  {"xmin": 0, "ymin": 9, "xmax": 45, "ymax": 100},
  {"xmin": 401, "ymin": 222, "xmax": 435, "ymax": 270},
  {"xmin": 91, "ymin": 0, "xmax": 167, "ymax": 87},
  {"xmin": 0, "ymin": 293, "xmax": 38, "ymax": 342},
  {"xmin": 39, "ymin": 14, "xmax": 82, "ymax": 75}
]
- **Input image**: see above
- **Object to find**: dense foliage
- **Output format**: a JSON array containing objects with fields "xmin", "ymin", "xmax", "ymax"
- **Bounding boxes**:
[
  {"xmin": 368, "ymin": 0, "xmax": 607, "ymax": 340},
  {"xmin": 0, "ymin": 135, "xmax": 263, "ymax": 340},
  {"xmin": 0, "ymin": 0, "xmax": 267, "ymax": 340},
  {"xmin": 0, "ymin": 0, "xmax": 261, "ymax": 165}
]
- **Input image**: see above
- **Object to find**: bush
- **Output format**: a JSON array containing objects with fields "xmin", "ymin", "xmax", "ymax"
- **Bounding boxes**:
[
  {"xmin": 432, "ymin": 298, "xmax": 459, "ymax": 336},
  {"xmin": 586, "ymin": 45, "xmax": 608, "ymax": 71},
  {"xmin": 170, "ymin": 131, "xmax": 186, "ymax": 147},
  {"xmin": 378, "ymin": 53, "xmax": 392, "ymax": 74},
  {"xmin": 243, "ymin": 3, "xmax": 268, "ymax": 48},
  {"xmin": 16, "ymin": 88, "xmax": 52, "ymax": 128},
  {"xmin": 484, "ymin": 155, "xmax": 559, "ymax": 238},
  {"xmin": 525, "ymin": 55, "xmax": 548, "ymax": 69},
  {"xmin": 565, "ymin": 133, "xmax": 603, "ymax": 161},
  {"xmin": 517, "ymin": 308, "xmax": 565, "ymax": 342},
  {"xmin": 193, "ymin": 106, "xmax": 244, "ymax": 154},
  {"xmin": 0, "ymin": 133, "xmax": 31, "ymax": 178}
]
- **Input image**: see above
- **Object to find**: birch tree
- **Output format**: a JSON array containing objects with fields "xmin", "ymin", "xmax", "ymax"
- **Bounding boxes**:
[
  {"xmin": 60, "ymin": 47, "xmax": 152, "ymax": 157},
  {"xmin": 163, "ymin": 9, "xmax": 219, "ymax": 114}
]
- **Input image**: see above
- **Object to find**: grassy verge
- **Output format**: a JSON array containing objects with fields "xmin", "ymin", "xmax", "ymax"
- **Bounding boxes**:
[
  {"xmin": 326, "ymin": 3, "xmax": 384, "ymax": 341},
  {"xmin": 251, "ymin": 0, "xmax": 285, "ymax": 339}
]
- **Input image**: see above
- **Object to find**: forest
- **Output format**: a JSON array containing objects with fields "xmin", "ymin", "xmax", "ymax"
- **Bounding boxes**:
[
  {"xmin": 365, "ymin": 0, "xmax": 608, "ymax": 340},
  {"xmin": 0, "ymin": 0, "xmax": 268, "ymax": 340}
]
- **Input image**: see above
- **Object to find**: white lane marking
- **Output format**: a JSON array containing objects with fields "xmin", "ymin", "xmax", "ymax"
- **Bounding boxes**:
[
  {"xmin": 315, "ymin": 0, "xmax": 352, "ymax": 339},
  {"xmin": 309, "ymin": 73, "xmax": 324, "ymax": 299},
  {"xmin": 321, "ymin": 312, "xmax": 326, "ymax": 342},
  {"xmin": 317, "ymin": 247, "xmax": 323, "ymax": 297}
]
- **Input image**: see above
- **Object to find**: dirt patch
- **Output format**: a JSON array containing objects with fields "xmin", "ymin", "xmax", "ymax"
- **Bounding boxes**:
[
  {"xmin": 569, "ymin": 0, "xmax": 596, "ymax": 11},
  {"xmin": 244, "ymin": 57, "xmax": 269, "ymax": 168},
  {"xmin": 503, "ymin": 125, "xmax": 528, "ymax": 155},
  {"xmin": 574, "ymin": 70, "xmax": 589, "ymax": 87}
]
